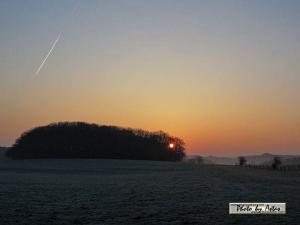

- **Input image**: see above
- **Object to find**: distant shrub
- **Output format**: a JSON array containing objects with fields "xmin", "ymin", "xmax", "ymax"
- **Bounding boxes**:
[
  {"xmin": 272, "ymin": 157, "xmax": 282, "ymax": 169},
  {"xmin": 238, "ymin": 156, "xmax": 247, "ymax": 166},
  {"xmin": 6, "ymin": 122, "xmax": 185, "ymax": 161}
]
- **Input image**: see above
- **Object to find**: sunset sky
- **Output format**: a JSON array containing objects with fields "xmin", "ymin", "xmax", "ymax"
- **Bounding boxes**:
[{"xmin": 1, "ymin": 0, "xmax": 300, "ymax": 156}]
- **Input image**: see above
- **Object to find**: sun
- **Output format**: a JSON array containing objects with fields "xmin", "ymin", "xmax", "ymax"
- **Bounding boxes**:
[{"xmin": 169, "ymin": 143, "xmax": 175, "ymax": 149}]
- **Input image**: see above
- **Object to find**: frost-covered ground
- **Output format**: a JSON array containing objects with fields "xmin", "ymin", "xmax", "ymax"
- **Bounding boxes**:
[{"xmin": 0, "ymin": 159, "xmax": 299, "ymax": 225}]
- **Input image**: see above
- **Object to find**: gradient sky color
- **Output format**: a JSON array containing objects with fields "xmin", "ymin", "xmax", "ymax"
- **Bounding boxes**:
[{"xmin": 1, "ymin": 0, "xmax": 300, "ymax": 156}]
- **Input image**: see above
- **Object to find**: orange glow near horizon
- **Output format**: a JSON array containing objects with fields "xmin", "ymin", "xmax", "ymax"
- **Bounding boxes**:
[{"xmin": 1, "ymin": 99, "xmax": 300, "ymax": 156}]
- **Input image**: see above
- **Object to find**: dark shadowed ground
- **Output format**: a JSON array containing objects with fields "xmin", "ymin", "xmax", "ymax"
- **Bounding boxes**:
[{"xmin": 0, "ymin": 159, "xmax": 299, "ymax": 225}]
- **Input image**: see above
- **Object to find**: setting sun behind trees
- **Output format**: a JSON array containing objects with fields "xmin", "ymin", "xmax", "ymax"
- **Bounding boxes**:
[{"xmin": 6, "ymin": 122, "xmax": 186, "ymax": 161}]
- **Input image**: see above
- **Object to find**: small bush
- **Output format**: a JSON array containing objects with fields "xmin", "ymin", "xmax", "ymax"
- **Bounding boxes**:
[
  {"xmin": 272, "ymin": 157, "xmax": 282, "ymax": 169},
  {"xmin": 238, "ymin": 156, "xmax": 247, "ymax": 166}
]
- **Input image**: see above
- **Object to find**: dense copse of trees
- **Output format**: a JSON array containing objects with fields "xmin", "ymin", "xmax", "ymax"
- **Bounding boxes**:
[{"xmin": 6, "ymin": 122, "xmax": 185, "ymax": 161}]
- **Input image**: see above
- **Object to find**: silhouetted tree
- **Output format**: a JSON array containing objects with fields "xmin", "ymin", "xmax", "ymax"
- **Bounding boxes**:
[
  {"xmin": 272, "ymin": 157, "xmax": 282, "ymax": 169},
  {"xmin": 238, "ymin": 156, "xmax": 247, "ymax": 166},
  {"xmin": 6, "ymin": 122, "xmax": 186, "ymax": 161}
]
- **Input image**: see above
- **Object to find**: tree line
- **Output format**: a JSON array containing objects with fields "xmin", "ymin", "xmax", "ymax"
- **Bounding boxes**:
[
  {"xmin": 6, "ymin": 122, "xmax": 185, "ymax": 161},
  {"xmin": 237, "ymin": 156, "xmax": 296, "ymax": 170}
]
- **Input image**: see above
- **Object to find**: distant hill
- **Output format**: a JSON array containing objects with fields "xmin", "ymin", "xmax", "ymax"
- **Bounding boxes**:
[
  {"xmin": 281, "ymin": 157, "xmax": 300, "ymax": 165},
  {"xmin": 188, "ymin": 153, "xmax": 300, "ymax": 165},
  {"xmin": 242, "ymin": 153, "xmax": 296, "ymax": 165},
  {"xmin": 261, "ymin": 156, "xmax": 300, "ymax": 166},
  {"xmin": 6, "ymin": 122, "xmax": 185, "ymax": 161}
]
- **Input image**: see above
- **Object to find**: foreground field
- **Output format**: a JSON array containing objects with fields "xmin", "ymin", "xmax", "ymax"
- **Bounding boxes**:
[{"xmin": 0, "ymin": 159, "xmax": 299, "ymax": 225}]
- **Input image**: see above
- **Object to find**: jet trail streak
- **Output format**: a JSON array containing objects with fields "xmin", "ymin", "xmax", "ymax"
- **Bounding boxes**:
[{"xmin": 35, "ymin": 32, "xmax": 61, "ymax": 75}]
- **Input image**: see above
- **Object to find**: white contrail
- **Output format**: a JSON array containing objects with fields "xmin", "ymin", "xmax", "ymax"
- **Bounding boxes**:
[
  {"xmin": 34, "ymin": 1, "xmax": 80, "ymax": 76},
  {"xmin": 35, "ymin": 32, "xmax": 62, "ymax": 75}
]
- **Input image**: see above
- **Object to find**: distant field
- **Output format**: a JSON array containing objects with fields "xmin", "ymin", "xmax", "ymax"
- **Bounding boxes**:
[{"xmin": 0, "ymin": 159, "xmax": 299, "ymax": 225}]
